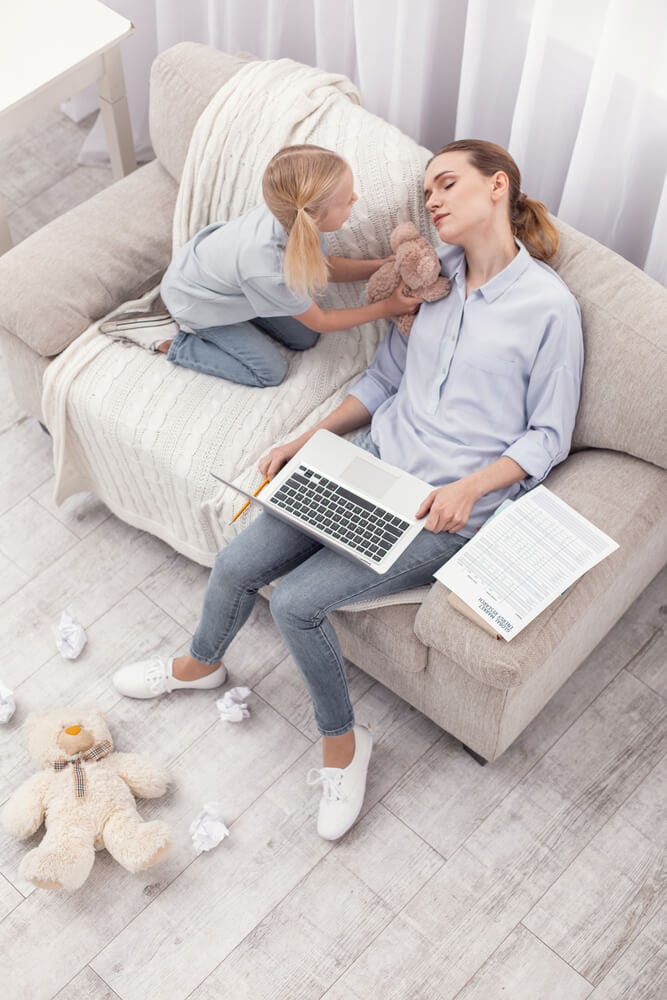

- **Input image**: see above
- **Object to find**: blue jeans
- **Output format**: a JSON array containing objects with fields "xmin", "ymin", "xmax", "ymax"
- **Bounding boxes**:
[
  {"xmin": 191, "ymin": 433, "xmax": 467, "ymax": 735},
  {"xmin": 167, "ymin": 315, "xmax": 319, "ymax": 387}
]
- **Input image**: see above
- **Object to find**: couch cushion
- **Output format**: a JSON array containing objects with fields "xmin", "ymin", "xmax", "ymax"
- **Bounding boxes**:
[
  {"xmin": 0, "ymin": 160, "xmax": 176, "ymax": 357},
  {"xmin": 414, "ymin": 449, "xmax": 667, "ymax": 689},
  {"xmin": 150, "ymin": 43, "xmax": 255, "ymax": 184},
  {"xmin": 553, "ymin": 220, "xmax": 667, "ymax": 470}
]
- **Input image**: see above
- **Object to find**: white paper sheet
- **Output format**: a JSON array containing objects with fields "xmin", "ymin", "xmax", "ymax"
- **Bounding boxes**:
[{"xmin": 435, "ymin": 486, "xmax": 619, "ymax": 640}]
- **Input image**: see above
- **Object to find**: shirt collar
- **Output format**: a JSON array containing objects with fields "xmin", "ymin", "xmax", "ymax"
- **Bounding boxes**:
[{"xmin": 439, "ymin": 240, "xmax": 532, "ymax": 302}]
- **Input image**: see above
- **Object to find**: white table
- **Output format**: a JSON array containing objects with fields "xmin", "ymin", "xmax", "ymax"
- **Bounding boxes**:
[{"xmin": 0, "ymin": 0, "xmax": 136, "ymax": 253}]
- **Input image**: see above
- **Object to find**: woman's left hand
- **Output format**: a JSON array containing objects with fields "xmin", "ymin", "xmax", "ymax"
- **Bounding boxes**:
[{"xmin": 416, "ymin": 479, "xmax": 480, "ymax": 533}]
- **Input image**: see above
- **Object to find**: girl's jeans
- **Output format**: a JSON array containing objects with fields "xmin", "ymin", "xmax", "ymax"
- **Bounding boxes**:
[
  {"xmin": 167, "ymin": 315, "xmax": 319, "ymax": 387},
  {"xmin": 191, "ymin": 433, "xmax": 468, "ymax": 736}
]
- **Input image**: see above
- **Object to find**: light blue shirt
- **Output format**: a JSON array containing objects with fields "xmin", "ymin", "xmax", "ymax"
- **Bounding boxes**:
[
  {"xmin": 349, "ymin": 242, "xmax": 583, "ymax": 537},
  {"xmin": 160, "ymin": 203, "xmax": 328, "ymax": 332}
]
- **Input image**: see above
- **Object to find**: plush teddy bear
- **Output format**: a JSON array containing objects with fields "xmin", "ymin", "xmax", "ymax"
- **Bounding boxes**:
[
  {"xmin": 367, "ymin": 221, "xmax": 452, "ymax": 333},
  {"xmin": 2, "ymin": 706, "xmax": 172, "ymax": 891}
]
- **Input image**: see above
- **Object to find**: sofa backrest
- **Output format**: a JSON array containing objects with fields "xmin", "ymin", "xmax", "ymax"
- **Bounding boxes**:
[
  {"xmin": 553, "ymin": 220, "xmax": 667, "ymax": 469},
  {"xmin": 150, "ymin": 43, "xmax": 255, "ymax": 184},
  {"xmin": 150, "ymin": 43, "xmax": 667, "ymax": 473}
]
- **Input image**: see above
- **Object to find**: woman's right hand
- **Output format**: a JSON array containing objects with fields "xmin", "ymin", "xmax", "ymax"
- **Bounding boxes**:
[
  {"xmin": 385, "ymin": 285, "xmax": 422, "ymax": 317},
  {"xmin": 259, "ymin": 435, "xmax": 308, "ymax": 479}
]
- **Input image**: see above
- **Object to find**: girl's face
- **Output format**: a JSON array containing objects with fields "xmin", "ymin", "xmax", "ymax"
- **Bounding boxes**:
[
  {"xmin": 316, "ymin": 167, "xmax": 358, "ymax": 232},
  {"xmin": 424, "ymin": 151, "xmax": 506, "ymax": 244}
]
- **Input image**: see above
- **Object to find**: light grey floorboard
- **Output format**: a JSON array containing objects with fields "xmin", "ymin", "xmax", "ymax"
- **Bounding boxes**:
[
  {"xmin": 588, "ymin": 903, "xmax": 667, "ymax": 1000},
  {"xmin": 453, "ymin": 924, "xmax": 593, "ymax": 1000},
  {"xmin": 523, "ymin": 752, "xmax": 667, "ymax": 985},
  {"xmin": 53, "ymin": 967, "xmax": 122, "ymax": 1000}
]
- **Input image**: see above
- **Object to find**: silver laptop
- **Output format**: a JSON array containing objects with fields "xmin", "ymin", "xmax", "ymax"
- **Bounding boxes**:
[{"xmin": 210, "ymin": 429, "xmax": 433, "ymax": 574}]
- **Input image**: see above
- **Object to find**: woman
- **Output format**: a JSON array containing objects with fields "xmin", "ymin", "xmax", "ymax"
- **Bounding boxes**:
[{"xmin": 113, "ymin": 140, "xmax": 584, "ymax": 841}]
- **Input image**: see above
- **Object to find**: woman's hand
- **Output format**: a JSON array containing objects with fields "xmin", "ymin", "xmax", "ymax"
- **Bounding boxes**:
[
  {"xmin": 385, "ymin": 285, "xmax": 422, "ymax": 318},
  {"xmin": 416, "ymin": 478, "xmax": 481, "ymax": 533},
  {"xmin": 259, "ymin": 435, "xmax": 308, "ymax": 479}
]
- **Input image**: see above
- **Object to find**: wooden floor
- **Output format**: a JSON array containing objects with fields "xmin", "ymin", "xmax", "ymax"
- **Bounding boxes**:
[{"xmin": 0, "ymin": 112, "xmax": 665, "ymax": 1000}]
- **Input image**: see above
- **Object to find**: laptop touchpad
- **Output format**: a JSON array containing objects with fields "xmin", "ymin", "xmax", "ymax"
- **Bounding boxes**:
[{"xmin": 342, "ymin": 457, "xmax": 398, "ymax": 499}]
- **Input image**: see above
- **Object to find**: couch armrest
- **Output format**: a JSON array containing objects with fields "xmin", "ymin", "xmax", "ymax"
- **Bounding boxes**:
[
  {"xmin": 414, "ymin": 450, "xmax": 667, "ymax": 691},
  {"xmin": 0, "ymin": 159, "xmax": 177, "ymax": 358}
]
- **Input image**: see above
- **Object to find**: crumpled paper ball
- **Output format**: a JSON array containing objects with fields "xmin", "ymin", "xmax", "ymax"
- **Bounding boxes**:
[
  {"xmin": 189, "ymin": 802, "xmax": 230, "ymax": 853},
  {"xmin": 53, "ymin": 609, "xmax": 87, "ymax": 660},
  {"xmin": 215, "ymin": 687, "xmax": 251, "ymax": 723},
  {"xmin": 0, "ymin": 684, "xmax": 16, "ymax": 724}
]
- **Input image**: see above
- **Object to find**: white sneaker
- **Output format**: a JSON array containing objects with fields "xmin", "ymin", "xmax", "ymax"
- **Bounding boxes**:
[
  {"xmin": 307, "ymin": 725, "xmax": 373, "ymax": 840},
  {"xmin": 99, "ymin": 317, "xmax": 179, "ymax": 352},
  {"xmin": 112, "ymin": 655, "xmax": 227, "ymax": 699}
]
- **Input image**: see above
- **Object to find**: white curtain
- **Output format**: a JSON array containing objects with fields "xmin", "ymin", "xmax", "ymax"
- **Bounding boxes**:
[{"xmin": 76, "ymin": 0, "xmax": 667, "ymax": 283}]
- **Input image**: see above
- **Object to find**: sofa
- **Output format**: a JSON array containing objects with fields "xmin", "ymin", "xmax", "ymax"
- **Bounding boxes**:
[{"xmin": 1, "ymin": 43, "xmax": 665, "ymax": 763}]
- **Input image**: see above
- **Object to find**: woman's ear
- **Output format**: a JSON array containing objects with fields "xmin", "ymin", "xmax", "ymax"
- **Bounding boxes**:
[{"xmin": 490, "ymin": 170, "xmax": 510, "ymax": 202}]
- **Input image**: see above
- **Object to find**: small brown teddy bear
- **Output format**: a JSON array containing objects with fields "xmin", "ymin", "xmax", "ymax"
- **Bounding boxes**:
[
  {"xmin": 367, "ymin": 221, "xmax": 452, "ymax": 333},
  {"xmin": 2, "ymin": 706, "xmax": 172, "ymax": 891}
]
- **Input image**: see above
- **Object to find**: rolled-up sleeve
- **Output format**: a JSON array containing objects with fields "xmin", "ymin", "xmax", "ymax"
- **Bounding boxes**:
[
  {"xmin": 503, "ymin": 299, "xmax": 584, "ymax": 486},
  {"xmin": 349, "ymin": 323, "xmax": 409, "ymax": 415}
]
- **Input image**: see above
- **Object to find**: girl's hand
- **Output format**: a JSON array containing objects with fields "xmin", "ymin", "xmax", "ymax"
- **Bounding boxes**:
[
  {"xmin": 259, "ymin": 436, "xmax": 307, "ymax": 479},
  {"xmin": 416, "ymin": 479, "xmax": 481, "ymax": 533},
  {"xmin": 385, "ymin": 285, "xmax": 422, "ymax": 317}
]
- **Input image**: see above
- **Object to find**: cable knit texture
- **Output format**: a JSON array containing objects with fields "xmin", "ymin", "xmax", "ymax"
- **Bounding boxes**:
[{"xmin": 42, "ymin": 58, "xmax": 435, "ymax": 568}]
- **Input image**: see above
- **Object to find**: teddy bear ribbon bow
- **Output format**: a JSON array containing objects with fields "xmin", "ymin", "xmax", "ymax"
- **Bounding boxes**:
[{"xmin": 53, "ymin": 740, "xmax": 113, "ymax": 798}]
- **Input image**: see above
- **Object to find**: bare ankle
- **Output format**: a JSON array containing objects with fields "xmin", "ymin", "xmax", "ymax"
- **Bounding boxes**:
[
  {"xmin": 172, "ymin": 655, "xmax": 221, "ymax": 681},
  {"xmin": 322, "ymin": 730, "xmax": 356, "ymax": 769},
  {"xmin": 157, "ymin": 340, "xmax": 172, "ymax": 354}
]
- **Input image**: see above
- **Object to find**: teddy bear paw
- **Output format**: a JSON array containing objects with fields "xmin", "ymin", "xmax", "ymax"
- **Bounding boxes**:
[{"xmin": 19, "ymin": 846, "xmax": 92, "ymax": 892}]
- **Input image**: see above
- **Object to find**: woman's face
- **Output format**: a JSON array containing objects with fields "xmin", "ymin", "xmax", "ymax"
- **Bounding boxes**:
[
  {"xmin": 424, "ymin": 151, "xmax": 505, "ymax": 244},
  {"xmin": 316, "ymin": 166, "xmax": 358, "ymax": 232}
]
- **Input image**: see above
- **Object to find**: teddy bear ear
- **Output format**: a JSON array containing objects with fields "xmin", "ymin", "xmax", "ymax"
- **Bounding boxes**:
[{"xmin": 390, "ymin": 221, "xmax": 421, "ymax": 253}]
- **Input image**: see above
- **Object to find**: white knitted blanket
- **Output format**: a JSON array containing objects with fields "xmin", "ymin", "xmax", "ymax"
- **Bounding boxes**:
[{"xmin": 42, "ymin": 57, "xmax": 434, "ymax": 602}]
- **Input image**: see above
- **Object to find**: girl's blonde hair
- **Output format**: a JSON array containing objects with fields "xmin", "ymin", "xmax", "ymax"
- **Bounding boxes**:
[
  {"xmin": 262, "ymin": 145, "xmax": 349, "ymax": 297},
  {"xmin": 430, "ymin": 139, "xmax": 559, "ymax": 261}
]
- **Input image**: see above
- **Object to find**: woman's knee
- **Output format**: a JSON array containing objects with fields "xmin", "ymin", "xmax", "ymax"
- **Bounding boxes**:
[{"xmin": 269, "ymin": 578, "xmax": 320, "ymax": 630}]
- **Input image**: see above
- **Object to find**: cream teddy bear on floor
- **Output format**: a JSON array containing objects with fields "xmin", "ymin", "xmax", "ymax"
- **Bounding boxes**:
[{"xmin": 2, "ymin": 706, "xmax": 172, "ymax": 891}]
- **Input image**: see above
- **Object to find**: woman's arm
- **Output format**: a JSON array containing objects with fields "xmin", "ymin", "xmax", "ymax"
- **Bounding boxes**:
[
  {"xmin": 295, "ymin": 284, "xmax": 420, "ymax": 333},
  {"xmin": 416, "ymin": 457, "xmax": 527, "ymax": 534},
  {"xmin": 327, "ymin": 256, "xmax": 391, "ymax": 283},
  {"xmin": 259, "ymin": 396, "xmax": 372, "ymax": 479}
]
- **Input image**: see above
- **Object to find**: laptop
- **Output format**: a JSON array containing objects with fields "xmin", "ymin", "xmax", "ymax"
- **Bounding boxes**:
[{"xmin": 210, "ymin": 429, "xmax": 434, "ymax": 574}]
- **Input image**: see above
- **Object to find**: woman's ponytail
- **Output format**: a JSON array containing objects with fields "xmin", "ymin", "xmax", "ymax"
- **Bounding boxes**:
[
  {"xmin": 262, "ymin": 145, "xmax": 348, "ymax": 298},
  {"xmin": 430, "ymin": 139, "xmax": 560, "ymax": 262},
  {"xmin": 512, "ymin": 192, "xmax": 560, "ymax": 262}
]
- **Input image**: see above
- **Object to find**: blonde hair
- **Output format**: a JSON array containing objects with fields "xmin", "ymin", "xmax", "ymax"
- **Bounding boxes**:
[
  {"xmin": 262, "ymin": 145, "xmax": 349, "ymax": 297},
  {"xmin": 430, "ymin": 139, "xmax": 559, "ymax": 262}
]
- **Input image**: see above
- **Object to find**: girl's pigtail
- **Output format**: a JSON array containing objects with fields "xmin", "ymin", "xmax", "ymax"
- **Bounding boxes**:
[{"xmin": 284, "ymin": 208, "xmax": 330, "ymax": 297}]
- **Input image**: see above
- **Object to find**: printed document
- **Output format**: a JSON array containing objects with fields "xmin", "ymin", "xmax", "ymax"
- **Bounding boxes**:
[{"xmin": 435, "ymin": 485, "xmax": 618, "ymax": 640}]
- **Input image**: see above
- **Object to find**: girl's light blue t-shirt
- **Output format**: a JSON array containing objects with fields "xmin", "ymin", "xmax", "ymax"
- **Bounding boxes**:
[{"xmin": 160, "ymin": 203, "xmax": 328, "ymax": 332}]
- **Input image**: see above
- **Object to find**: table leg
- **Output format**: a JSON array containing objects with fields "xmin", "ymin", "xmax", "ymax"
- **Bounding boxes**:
[
  {"xmin": 0, "ymin": 194, "xmax": 13, "ymax": 255},
  {"xmin": 97, "ymin": 45, "xmax": 136, "ymax": 181}
]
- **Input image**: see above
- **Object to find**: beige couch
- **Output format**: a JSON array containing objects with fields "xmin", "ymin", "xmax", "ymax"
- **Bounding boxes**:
[{"xmin": 1, "ymin": 43, "xmax": 666, "ymax": 762}]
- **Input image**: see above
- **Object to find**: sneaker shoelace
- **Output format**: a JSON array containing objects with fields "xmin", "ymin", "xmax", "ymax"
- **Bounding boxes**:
[
  {"xmin": 145, "ymin": 660, "xmax": 169, "ymax": 695},
  {"xmin": 306, "ymin": 767, "xmax": 347, "ymax": 802}
]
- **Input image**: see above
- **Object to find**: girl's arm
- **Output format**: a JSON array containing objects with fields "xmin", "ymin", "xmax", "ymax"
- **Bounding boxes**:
[
  {"xmin": 327, "ymin": 256, "xmax": 392, "ymax": 283},
  {"xmin": 259, "ymin": 396, "xmax": 372, "ymax": 479},
  {"xmin": 295, "ymin": 284, "xmax": 420, "ymax": 333}
]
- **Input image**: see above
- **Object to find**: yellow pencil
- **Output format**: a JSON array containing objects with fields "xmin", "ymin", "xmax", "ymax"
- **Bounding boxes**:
[{"xmin": 230, "ymin": 477, "xmax": 271, "ymax": 523}]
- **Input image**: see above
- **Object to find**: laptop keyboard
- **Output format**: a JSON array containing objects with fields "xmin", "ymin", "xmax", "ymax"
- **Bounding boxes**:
[{"xmin": 271, "ymin": 465, "xmax": 411, "ymax": 563}]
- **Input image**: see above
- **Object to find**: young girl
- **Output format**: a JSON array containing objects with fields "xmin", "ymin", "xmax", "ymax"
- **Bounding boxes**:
[{"xmin": 109, "ymin": 145, "xmax": 420, "ymax": 387}]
